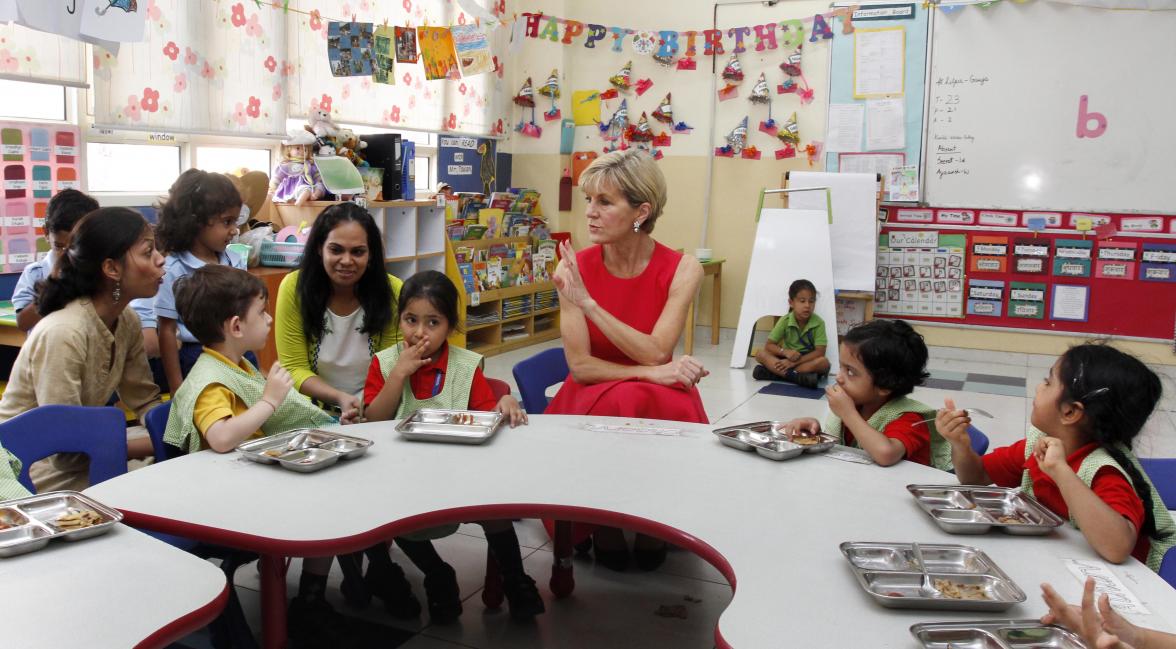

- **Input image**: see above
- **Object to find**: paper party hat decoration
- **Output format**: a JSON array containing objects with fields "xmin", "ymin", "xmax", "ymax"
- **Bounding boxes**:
[
  {"xmin": 537, "ymin": 69, "xmax": 560, "ymax": 99},
  {"xmin": 780, "ymin": 46, "xmax": 803, "ymax": 77},
  {"xmin": 628, "ymin": 112, "xmax": 654, "ymax": 142},
  {"xmin": 513, "ymin": 78, "xmax": 535, "ymax": 107},
  {"xmin": 749, "ymin": 73, "xmax": 771, "ymax": 104},
  {"xmin": 652, "ymin": 93, "xmax": 673, "ymax": 125},
  {"xmin": 601, "ymin": 99, "xmax": 630, "ymax": 140},
  {"xmin": 726, "ymin": 116, "xmax": 748, "ymax": 154},
  {"xmin": 609, "ymin": 61, "xmax": 633, "ymax": 91},
  {"xmin": 721, "ymin": 53, "xmax": 744, "ymax": 82},
  {"xmin": 653, "ymin": 52, "xmax": 675, "ymax": 67},
  {"xmin": 777, "ymin": 112, "xmax": 800, "ymax": 144}
]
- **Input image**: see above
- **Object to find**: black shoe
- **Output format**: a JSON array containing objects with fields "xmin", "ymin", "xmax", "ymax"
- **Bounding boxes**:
[
  {"xmin": 366, "ymin": 560, "xmax": 422, "ymax": 618},
  {"xmin": 573, "ymin": 537, "xmax": 593, "ymax": 556},
  {"xmin": 752, "ymin": 365, "xmax": 775, "ymax": 381},
  {"xmin": 423, "ymin": 563, "xmax": 463, "ymax": 624},
  {"xmin": 502, "ymin": 573, "xmax": 546, "ymax": 621},
  {"xmin": 287, "ymin": 596, "xmax": 349, "ymax": 649},
  {"xmin": 634, "ymin": 543, "xmax": 668, "ymax": 571},
  {"xmin": 337, "ymin": 553, "xmax": 372, "ymax": 610},
  {"xmin": 793, "ymin": 372, "xmax": 820, "ymax": 389}
]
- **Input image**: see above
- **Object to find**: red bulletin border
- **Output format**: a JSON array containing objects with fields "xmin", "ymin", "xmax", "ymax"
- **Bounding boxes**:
[{"xmin": 880, "ymin": 208, "xmax": 1176, "ymax": 339}]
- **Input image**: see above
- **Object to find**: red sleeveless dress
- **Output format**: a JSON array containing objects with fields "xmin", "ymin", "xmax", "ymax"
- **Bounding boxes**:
[{"xmin": 544, "ymin": 242, "xmax": 709, "ymax": 424}]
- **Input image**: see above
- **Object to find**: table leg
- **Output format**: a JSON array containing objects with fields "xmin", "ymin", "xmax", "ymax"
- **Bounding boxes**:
[
  {"xmin": 684, "ymin": 300, "xmax": 695, "ymax": 356},
  {"xmin": 711, "ymin": 268, "xmax": 722, "ymax": 345},
  {"xmin": 259, "ymin": 554, "xmax": 288, "ymax": 649},
  {"xmin": 550, "ymin": 520, "xmax": 575, "ymax": 598}
]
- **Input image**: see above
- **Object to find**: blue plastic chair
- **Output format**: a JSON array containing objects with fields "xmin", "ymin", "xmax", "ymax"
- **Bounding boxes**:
[
  {"xmin": 1139, "ymin": 458, "xmax": 1176, "ymax": 589},
  {"xmin": 0, "ymin": 405, "xmax": 127, "ymax": 492},
  {"xmin": 966, "ymin": 425, "xmax": 990, "ymax": 456},
  {"xmin": 143, "ymin": 401, "xmax": 172, "ymax": 463},
  {"xmin": 512, "ymin": 347, "xmax": 569, "ymax": 415}
]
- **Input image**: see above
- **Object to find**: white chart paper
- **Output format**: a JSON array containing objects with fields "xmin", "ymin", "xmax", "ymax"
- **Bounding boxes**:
[
  {"xmin": 866, "ymin": 98, "xmax": 905, "ymax": 150},
  {"xmin": 825, "ymin": 103, "xmax": 864, "ymax": 153}
]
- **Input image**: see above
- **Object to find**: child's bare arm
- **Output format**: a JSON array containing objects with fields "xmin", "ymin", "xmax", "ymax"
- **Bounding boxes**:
[
  {"xmin": 158, "ymin": 318, "xmax": 183, "ymax": 393},
  {"xmin": 826, "ymin": 385, "xmax": 907, "ymax": 466},
  {"xmin": 204, "ymin": 364, "xmax": 292, "ymax": 453},
  {"xmin": 937, "ymin": 398, "xmax": 990, "ymax": 484},
  {"xmin": 1037, "ymin": 438, "xmax": 1138, "ymax": 563},
  {"xmin": 365, "ymin": 339, "xmax": 433, "ymax": 422}
]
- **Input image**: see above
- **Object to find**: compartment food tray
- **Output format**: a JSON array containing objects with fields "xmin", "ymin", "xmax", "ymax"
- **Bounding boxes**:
[
  {"xmin": 910, "ymin": 619, "xmax": 1086, "ymax": 648},
  {"xmin": 907, "ymin": 485, "xmax": 1065, "ymax": 535},
  {"xmin": 395, "ymin": 409, "xmax": 505, "ymax": 444},
  {"xmin": 0, "ymin": 491, "xmax": 122, "ymax": 558},
  {"xmin": 236, "ymin": 429, "xmax": 374, "ymax": 473},
  {"xmin": 712, "ymin": 420, "xmax": 835, "ymax": 461}
]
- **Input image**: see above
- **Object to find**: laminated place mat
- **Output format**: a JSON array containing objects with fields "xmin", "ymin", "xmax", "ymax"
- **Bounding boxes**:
[{"xmin": 757, "ymin": 381, "xmax": 825, "ymax": 400}]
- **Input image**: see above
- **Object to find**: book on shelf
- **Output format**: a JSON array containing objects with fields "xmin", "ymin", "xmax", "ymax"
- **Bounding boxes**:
[
  {"xmin": 488, "ymin": 191, "xmax": 516, "ymax": 210},
  {"xmin": 478, "ymin": 208, "xmax": 504, "ymax": 238},
  {"xmin": 472, "ymin": 261, "xmax": 489, "ymax": 292},
  {"xmin": 508, "ymin": 188, "xmax": 541, "ymax": 215},
  {"xmin": 457, "ymin": 263, "xmax": 476, "ymax": 293},
  {"xmin": 462, "ymin": 225, "xmax": 488, "ymax": 240},
  {"xmin": 485, "ymin": 258, "xmax": 504, "ymax": 290},
  {"xmin": 446, "ymin": 222, "xmax": 467, "ymax": 241}
]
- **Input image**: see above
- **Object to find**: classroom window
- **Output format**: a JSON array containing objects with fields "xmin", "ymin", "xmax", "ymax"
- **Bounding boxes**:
[
  {"xmin": 415, "ymin": 155, "xmax": 433, "ymax": 192},
  {"xmin": 0, "ymin": 80, "xmax": 67, "ymax": 121},
  {"xmin": 87, "ymin": 142, "xmax": 181, "ymax": 193},
  {"xmin": 195, "ymin": 146, "xmax": 272, "ymax": 175}
]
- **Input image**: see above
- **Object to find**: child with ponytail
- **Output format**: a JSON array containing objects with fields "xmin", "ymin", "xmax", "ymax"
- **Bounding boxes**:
[{"xmin": 938, "ymin": 343, "xmax": 1175, "ymax": 570}]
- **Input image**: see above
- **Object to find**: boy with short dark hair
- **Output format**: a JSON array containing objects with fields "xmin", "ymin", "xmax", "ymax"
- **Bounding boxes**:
[
  {"xmin": 13, "ymin": 189, "xmax": 98, "ymax": 331},
  {"xmin": 781, "ymin": 319, "xmax": 949, "ymax": 470}
]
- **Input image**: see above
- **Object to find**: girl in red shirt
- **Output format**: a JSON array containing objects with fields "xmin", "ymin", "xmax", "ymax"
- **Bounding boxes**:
[{"xmin": 938, "ymin": 344, "xmax": 1174, "ymax": 570}]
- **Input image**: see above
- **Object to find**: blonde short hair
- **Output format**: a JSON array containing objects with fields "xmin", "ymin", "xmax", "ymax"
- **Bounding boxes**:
[{"xmin": 579, "ymin": 149, "xmax": 667, "ymax": 234}]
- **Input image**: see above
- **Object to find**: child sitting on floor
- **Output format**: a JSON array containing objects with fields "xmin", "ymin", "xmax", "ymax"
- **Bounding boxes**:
[
  {"xmin": 753, "ymin": 279, "xmax": 830, "ymax": 388},
  {"xmin": 363, "ymin": 270, "xmax": 543, "ymax": 623},
  {"xmin": 781, "ymin": 319, "xmax": 950, "ymax": 470},
  {"xmin": 938, "ymin": 343, "xmax": 1174, "ymax": 570}
]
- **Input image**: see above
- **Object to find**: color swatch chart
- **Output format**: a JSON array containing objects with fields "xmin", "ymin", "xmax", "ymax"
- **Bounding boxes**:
[{"xmin": 1, "ymin": 122, "xmax": 81, "ymax": 273}]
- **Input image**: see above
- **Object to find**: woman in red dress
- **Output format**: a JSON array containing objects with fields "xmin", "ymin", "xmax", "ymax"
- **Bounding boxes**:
[{"xmin": 545, "ymin": 149, "xmax": 710, "ymax": 570}]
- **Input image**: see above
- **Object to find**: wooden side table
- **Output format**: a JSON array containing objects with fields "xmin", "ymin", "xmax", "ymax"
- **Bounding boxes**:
[
  {"xmin": 248, "ymin": 266, "xmax": 295, "ymax": 371},
  {"xmin": 684, "ymin": 259, "xmax": 724, "ymax": 356}
]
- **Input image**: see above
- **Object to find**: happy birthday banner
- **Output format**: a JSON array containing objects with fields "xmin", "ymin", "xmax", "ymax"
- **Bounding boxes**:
[{"xmin": 518, "ymin": 11, "xmax": 860, "ymax": 61}]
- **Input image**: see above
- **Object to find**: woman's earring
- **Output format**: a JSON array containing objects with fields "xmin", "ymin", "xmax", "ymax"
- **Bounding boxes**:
[
  {"xmin": 112, "ymin": 282, "xmax": 121, "ymax": 304},
  {"xmin": 633, "ymin": 220, "xmax": 641, "ymax": 233}
]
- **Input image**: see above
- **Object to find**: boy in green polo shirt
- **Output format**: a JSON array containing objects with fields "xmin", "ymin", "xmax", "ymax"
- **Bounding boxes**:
[{"xmin": 753, "ymin": 279, "xmax": 830, "ymax": 388}]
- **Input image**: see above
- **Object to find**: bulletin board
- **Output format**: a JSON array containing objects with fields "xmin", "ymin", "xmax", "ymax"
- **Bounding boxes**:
[
  {"xmin": 1, "ymin": 121, "xmax": 82, "ymax": 274},
  {"xmin": 437, "ymin": 136, "xmax": 510, "ymax": 194},
  {"xmin": 879, "ymin": 209, "xmax": 1176, "ymax": 341},
  {"xmin": 825, "ymin": 2, "xmax": 927, "ymax": 200}
]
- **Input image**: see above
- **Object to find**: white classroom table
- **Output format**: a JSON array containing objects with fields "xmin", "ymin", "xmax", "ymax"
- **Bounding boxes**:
[
  {"xmin": 1, "ymin": 523, "xmax": 228, "ymax": 649},
  {"xmin": 85, "ymin": 415, "xmax": 1176, "ymax": 649}
]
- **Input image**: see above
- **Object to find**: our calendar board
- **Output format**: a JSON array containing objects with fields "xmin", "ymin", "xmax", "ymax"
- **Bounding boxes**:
[
  {"xmin": 0, "ymin": 121, "xmax": 82, "ymax": 274},
  {"xmin": 873, "ymin": 231, "xmax": 966, "ymax": 318}
]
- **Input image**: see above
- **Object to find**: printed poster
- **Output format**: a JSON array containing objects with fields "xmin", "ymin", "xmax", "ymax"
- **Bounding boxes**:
[
  {"xmin": 327, "ymin": 21, "xmax": 374, "ymax": 77},
  {"xmin": 394, "ymin": 26, "xmax": 419, "ymax": 63},
  {"xmin": 450, "ymin": 24, "xmax": 494, "ymax": 77},
  {"xmin": 417, "ymin": 27, "xmax": 459, "ymax": 81}
]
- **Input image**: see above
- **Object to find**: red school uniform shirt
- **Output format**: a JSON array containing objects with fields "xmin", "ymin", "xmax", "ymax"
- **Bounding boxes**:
[
  {"xmin": 982, "ymin": 439, "xmax": 1149, "ymax": 563},
  {"xmin": 841, "ymin": 412, "xmax": 930, "ymax": 466},
  {"xmin": 363, "ymin": 343, "xmax": 498, "ymax": 411}
]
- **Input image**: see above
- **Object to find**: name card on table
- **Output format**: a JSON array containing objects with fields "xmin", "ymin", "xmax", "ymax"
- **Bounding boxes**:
[{"xmin": 1063, "ymin": 558, "xmax": 1150, "ymax": 616}]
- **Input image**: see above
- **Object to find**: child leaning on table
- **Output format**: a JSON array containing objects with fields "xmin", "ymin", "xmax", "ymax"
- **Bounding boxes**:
[
  {"xmin": 937, "ymin": 343, "xmax": 1175, "ymax": 570},
  {"xmin": 361, "ymin": 270, "xmax": 544, "ymax": 623},
  {"xmin": 780, "ymin": 319, "xmax": 951, "ymax": 470}
]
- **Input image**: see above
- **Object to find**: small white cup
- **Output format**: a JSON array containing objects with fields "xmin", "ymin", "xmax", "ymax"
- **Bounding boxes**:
[{"xmin": 695, "ymin": 248, "xmax": 713, "ymax": 262}]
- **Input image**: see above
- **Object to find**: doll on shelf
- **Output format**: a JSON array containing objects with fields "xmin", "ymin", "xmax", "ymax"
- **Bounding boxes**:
[{"xmin": 268, "ymin": 130, "xmax": 326, "ymax": 206}]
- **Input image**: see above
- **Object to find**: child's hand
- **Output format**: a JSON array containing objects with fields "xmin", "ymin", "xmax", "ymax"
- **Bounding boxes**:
[
  {"xmin": 339, "ymin": 405, "xmax": 361, "ymax": 425},
  {"xmin": 392, "ymin": 338, "xmax": 433, "ymax": 381},
  {"xmin": 1033, "ymin": 436, "xmax": 1071, "ymax": 478},
  {"xmin": 1041, "ymin": 579, "xmax": 1140, "ymax": 649},
  {"xmin": 936, "ymin": 398, "xmax": 973, "ymax": 449},
  {"xmin": 262, "ymin": 362, "xmax": 293, "ymax": 407},
  {"xmin": 825, "ymin": 384, "xmax": 856, "ymax": 419},
  {"xmin": 773, "ymin": 358, "xmax": 796, "ymax": 374},
  {"xmin": 782, "ymin": 349, "xmax": 802, "ymax": 362},
  {"xmin": 782, "ymin": 418, "xmax": 821, "ymax": 437},
  {"xmin": 495, "ymin": 395, "xmax": 528, "ymax": 428}
]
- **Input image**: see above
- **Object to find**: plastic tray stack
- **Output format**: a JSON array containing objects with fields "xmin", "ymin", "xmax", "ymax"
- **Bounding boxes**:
[
  {"xmin": 840, "ymin": 542, "xmax": 1027, "ymax": 611},
  {"xmin": 712, "ymin": 420, "xmax": 836, "ymax": 461},
  {"xmin": 0, "ymin": 491, "xmax": 122, "ymax": 558},
  {"xmin": 237, "ymin": 429, "xmax": 374, "ymax": 473},
  {"xmin": 910, "ymin": 620, "xmax": 1086, "ymax": 648},
  {"xmin": 396, "ymin": 409, "xmax": 504, "ymax": 445},
  {"xmin": 907, "ymin": 485, "xmax": 1066, "ymax": 535}
]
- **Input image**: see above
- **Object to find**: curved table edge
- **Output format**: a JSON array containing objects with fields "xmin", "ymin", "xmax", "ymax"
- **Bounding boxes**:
[{"xmin": 136, "ymin": 581, "xmax": 230, "ymax": 649}]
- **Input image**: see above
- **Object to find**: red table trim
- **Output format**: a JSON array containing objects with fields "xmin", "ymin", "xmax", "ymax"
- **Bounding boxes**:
[{"xmin": 135, "ymin": 582, "xmax": 230, "ymax": 649}]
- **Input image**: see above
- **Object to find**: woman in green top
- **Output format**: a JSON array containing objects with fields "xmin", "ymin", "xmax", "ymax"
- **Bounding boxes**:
[{"xmin": 753, "ymin": 279, "xmax": 830, "ymax": 388}]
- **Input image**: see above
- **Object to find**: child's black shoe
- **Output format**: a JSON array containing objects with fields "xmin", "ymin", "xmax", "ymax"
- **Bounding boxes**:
[
  {"xmin": 752, "ymin": 365, "xmax": 775, "ymax": 381},
  {"xmin": 502, "ymin": 573, "xmax": 546, "ymax": 621},
  {"xmin": 365, "ymin": 559, "xmax": 422, "ymax": 618},
  {"xmin": 423, "ymin": 563, "xmax": 463, "ymax": 623}
]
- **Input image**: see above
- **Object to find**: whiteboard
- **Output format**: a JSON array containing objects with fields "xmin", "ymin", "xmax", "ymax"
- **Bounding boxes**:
[
  {"xmin": 924, "ymin": 2, "xmax": 1176, "ymax": 213},
  {"xmin": 730, "ymin": 208, "xmax": 839, "ymax": 373}
]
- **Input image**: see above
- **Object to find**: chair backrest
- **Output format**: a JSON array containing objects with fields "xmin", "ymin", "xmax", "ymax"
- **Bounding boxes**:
[
  {"xmin": 512, "ymin": 347, "xmax": 569, "ymax": 415},
  {"xmin": 0, "ymin": 405, "xmax": 128, "ymax": 492},
  {"xmin": 1161, "ymin": 546, "xmax": 1176, "ymax": 590},
  {"xmin": 966, "ymin": 425, "xmax": 990, "ymax": 456},
  {"xmin": 486, "ymin": 378, "xmax": 512, "ymax": 402},
  {"xmin": 144, "ymin": 401, "xmax": 172, "ymax": 463},
  {"xmin": 1139, "ymin": 458, "xmax": 1176, "ymax": 510}
]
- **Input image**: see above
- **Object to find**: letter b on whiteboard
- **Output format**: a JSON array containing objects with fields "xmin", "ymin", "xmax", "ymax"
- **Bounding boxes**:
[{"xmin": 1076, "ymin": 95, "xmax": 1106, "ymax": 139}]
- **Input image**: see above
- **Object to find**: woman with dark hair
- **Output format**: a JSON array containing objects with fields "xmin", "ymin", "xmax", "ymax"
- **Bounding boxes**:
[{"xmin": 0, "ymin": 207, "xmax": 165, "ymax": 491}]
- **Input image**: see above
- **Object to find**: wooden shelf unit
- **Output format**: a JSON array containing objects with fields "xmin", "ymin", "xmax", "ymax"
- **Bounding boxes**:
[{"xmin": 445, "ymin": 237, "xmax": 561, "ymax": 357}]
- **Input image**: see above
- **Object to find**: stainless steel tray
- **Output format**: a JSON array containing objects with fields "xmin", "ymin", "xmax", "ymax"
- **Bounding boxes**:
[
  {"xmin": 712, "ymin": 420, "xmax": 835, "ymax": 460},
  {"xmin": 0, "ymin": 491, "xmax": 122, "ymax": 558},
  {"xmin": 910, "ymin": 620, "xmax": 1087, "ymax": 648},
  {"xmin": 236, "ymin": 429, "xmax": 373, "ymax": 472},
  {"xmin": 396, "ymin": 409, "xmax": 504, "ymax": 445},
  {"xmin": 840, "ymin": 542, "xmax": 1026, "ymax": 611},
  {"xmin": 907, "ymin": 485, "xmax": 1066, "ymax": 535}
]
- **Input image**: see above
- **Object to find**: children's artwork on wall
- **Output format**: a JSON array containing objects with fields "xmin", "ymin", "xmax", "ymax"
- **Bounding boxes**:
[
  {"xmin": 0, "ymin": 121, "xmax": 81, "ymax": 273},
  {"xmin": 572, "ymin": 90, "xmax": 600, "ymax": 126},
  {"xmin": 417, "ymin": 27, "xmax": 459, "ymax": 81},
  {"xmin": 327, "ymin": 21, "xmax": 374, "ymax": 77},
  {"xmin": 394, "ymin": 26, "xmax": 419, "ymax": 63},
  {"xmin": 372, "ymin": 25, "xmax": 395, "ymax": 85},
  {"xmin": 451, "ymin": 24, "xmax": 494, "ymax": 77}
]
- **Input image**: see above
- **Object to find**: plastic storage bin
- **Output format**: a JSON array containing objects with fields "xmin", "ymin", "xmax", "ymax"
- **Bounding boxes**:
[{"xmin": 259, "ymin": 239, "xmax": 305, "ymax": 267}]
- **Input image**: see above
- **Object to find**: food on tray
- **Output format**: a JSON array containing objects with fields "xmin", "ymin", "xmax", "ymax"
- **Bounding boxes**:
[
  {"xmin": 0, "ymin": 520, "xmax": 13, "ymax": 531},
  {"xmin": 262, "ymin": 449, "xmax": 283, "ymax": 458},
  {"xmin": 448, "ymin": 412, "xmax": 477, "ymax": 425},
  {"xmin": 790, "ymin": 434, "xmax": 821, "ymax": 446},
  {"xmin": 933, "ymin": 578, "xmax": 990, "ymax": 600},
  {"xmin": 996, "ymin": 514, "xmax": 1026, "ymax": 524},
  {"xmin": 54, "ymin": 509, "xmax": 103, "ymax": 530},
  {"xmin": 298, "ymin": 458, "xmax": 315, "ymax": 464}
]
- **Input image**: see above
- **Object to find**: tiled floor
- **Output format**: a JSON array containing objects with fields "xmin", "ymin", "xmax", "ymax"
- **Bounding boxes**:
[{"xmin": 173, "ymin": 327, "xmax": 1176, "ymax": 649}]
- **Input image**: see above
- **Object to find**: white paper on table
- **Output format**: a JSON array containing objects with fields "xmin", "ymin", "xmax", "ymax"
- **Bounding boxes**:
[
  {"xmin": 582, "ymin": 422, "xmax": 685, "ymax": 437},
  {"xmin": 854, "ymin": 27, "xmax": 905, "ymax": 98},
  {"xmin": 1051, "ymin": 285, "xmax": 1089, "ymax": 321},
  {"xmin": 80, "ymin": 0, "xmax": 146, "ymax": 44},
  {"xmin": 1064, "ymin": 558, "xmax": 1151, "ymax": 616},
  {"xmin": 865, "ymin": 98, "xmax": 905, "ymax": 150},
  {"xmin": 825, "ymin": 103, "xmax": 864, "ymax": 153},
  {"xmin": 824, "ymin": 447, "xmax": 875, "ymax": 464}
]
